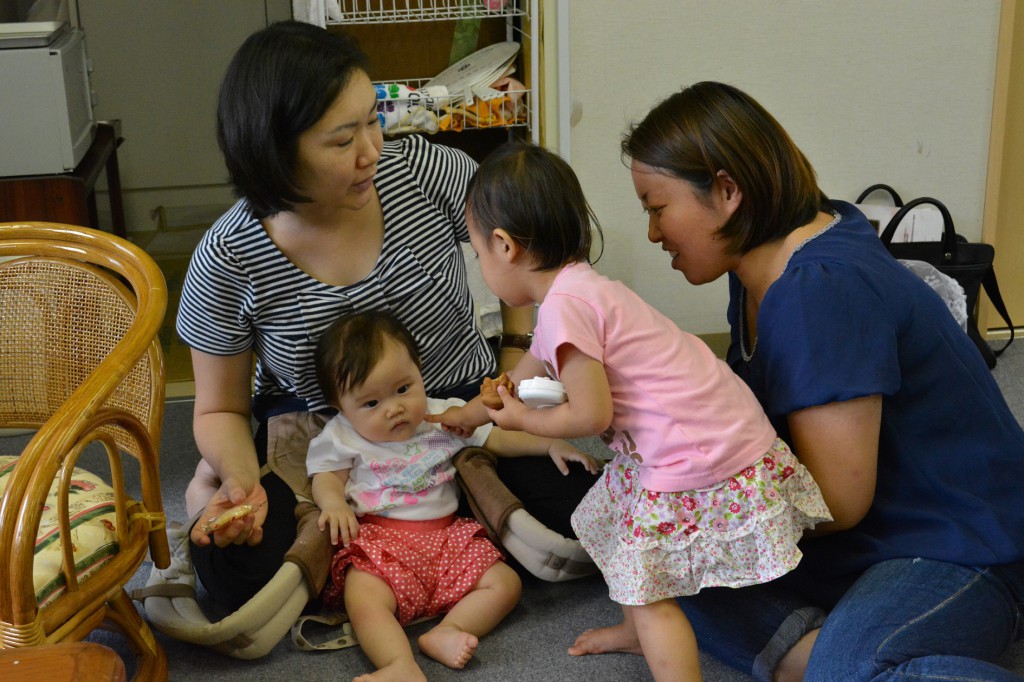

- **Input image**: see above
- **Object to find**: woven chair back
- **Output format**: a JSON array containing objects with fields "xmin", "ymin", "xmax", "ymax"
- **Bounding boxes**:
[{"xmin": 0, "ymin": 256, "xmax": 160, "ymax": 457}]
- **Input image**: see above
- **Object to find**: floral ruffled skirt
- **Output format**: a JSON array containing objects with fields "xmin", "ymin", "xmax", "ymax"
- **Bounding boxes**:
[{"xmin": 571, "ymin": 439, "xmax": 831, "ymax": 606}]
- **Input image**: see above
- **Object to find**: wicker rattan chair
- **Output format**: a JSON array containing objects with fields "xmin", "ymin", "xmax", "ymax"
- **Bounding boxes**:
[{"xmin": 0, "ymin": 222, "xmax": 170, "ymax": 680}]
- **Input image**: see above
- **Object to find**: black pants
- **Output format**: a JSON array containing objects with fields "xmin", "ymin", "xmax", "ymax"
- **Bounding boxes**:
[
  {"xmin": 190, "ymin": 419, "xmax": 298, "ymax": 612},
  {"xmin": 493, "ymin": 456, "xmax": 596, "ymax": 539}
]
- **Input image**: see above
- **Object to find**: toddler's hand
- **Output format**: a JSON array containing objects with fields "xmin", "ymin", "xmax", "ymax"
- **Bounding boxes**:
[
  {"xmin": 317, "ymin": 503, "xmax": 360, "ymax": 547},
  {"xmin": 480, "ymin": 372, "xmax": 516, "ymax": 409},
  {"xmin": 486, "ymin": 385, "xmax": 531, "ymax": 431},
  {"xmin": 548, "ymin": 439, "xmax": 601, "ymax": 476},
  {"xmin": 425, "ymin": 405, "xmax": 477, "ymax": 438}
]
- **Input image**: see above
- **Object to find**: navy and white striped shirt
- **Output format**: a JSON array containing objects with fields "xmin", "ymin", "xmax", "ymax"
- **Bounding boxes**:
[{"xmin": 176, "ymin": 135, "xmax": 495, "ymax": 412}]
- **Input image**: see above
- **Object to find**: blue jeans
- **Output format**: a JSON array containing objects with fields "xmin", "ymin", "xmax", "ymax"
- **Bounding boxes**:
[{"xmin": 679, "ymin": 558, "xmax": 1024, "ymax": 681}]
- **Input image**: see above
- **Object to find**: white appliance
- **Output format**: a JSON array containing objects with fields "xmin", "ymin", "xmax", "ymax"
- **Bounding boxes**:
[{"xmin": 0, "ymin": 25, "xmax": 96, "ymax": 176}]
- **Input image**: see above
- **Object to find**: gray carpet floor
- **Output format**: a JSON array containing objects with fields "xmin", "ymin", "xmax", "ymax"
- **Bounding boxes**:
[
  {"xmin": 8, "ymin": 341, "xmax": 1024, "ymax": 680},
  {"xmin": 120, "ymin": 404, "xmax": 690, "ymax": 682}
]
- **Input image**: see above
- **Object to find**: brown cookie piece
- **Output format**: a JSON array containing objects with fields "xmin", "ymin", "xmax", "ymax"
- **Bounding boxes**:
[{"xmin": 480, "ymin": 372, "xmax": 515, "ymax": 409}]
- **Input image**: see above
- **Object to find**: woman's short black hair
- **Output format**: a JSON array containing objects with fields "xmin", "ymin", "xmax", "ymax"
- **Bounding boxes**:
[
  {"xmin": 622, "ymin": 81, "xmax": 831, "ymax": 254},
  {"xmin": 314, "ymin": 310, "xmax": 421, "ymax": 409},
  {"xmin": 217, "ymin": 21, "xmax": 369, "ymax": 218},
  {"xmin": 466, "ymin": 141, "xmax": 602, "ymax": 270}
]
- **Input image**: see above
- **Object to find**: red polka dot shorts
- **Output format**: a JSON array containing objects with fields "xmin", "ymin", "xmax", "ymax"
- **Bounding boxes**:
[{"xmin": 321, "ymin": 513, "xmax": 504, "ymax": 626}]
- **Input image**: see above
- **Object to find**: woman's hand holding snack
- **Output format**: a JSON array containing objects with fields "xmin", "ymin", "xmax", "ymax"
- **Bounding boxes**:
[{"xmin": 191, "ymin": 476, "xmax": 269, "ymax": 548}]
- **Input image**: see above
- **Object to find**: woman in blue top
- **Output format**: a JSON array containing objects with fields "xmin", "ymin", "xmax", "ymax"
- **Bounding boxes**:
[{"xmin": 568, "ymin": 80, "xmax": 1024, "ymax": 681}]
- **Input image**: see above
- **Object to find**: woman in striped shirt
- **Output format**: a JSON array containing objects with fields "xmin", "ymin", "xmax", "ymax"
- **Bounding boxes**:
[{"xmin": 176, "ymin": 21, "xmax": 596, "ymax": 611}]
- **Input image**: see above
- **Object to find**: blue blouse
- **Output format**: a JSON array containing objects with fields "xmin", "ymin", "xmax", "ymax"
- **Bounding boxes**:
[{"xmin": 727, "ymin": 201, "xmax": 1024, "ymax": 578}]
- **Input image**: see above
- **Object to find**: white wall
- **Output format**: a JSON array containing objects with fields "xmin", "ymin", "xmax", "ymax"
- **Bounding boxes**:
[
  {"xmin": 76, "ymin": 0, "xmax": 291, "ymax": 232},
  {"xmin": 566, "ymin": 0, "xmax": 1001, "ymax": 335}
]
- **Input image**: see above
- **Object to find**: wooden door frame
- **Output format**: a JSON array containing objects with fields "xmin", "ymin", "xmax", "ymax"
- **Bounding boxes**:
[{"xmin": 980, "ymin": 0, "xmax": 1019, "ymax": 338}]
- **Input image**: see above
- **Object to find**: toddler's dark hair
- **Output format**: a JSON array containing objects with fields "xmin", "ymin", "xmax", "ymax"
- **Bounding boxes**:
[
  {"xmin": 465, "ymin": 141, "xmax": 603, "ymax": 270},
  {"xmin": 314, "ymin": 310, "xmax": 420, "ymax": 408}
]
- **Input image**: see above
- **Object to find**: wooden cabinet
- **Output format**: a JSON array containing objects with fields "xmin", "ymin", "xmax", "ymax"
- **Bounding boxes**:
[{"xmin": 0, "ymin": 122, "xmax": 126, "ymax": 236}]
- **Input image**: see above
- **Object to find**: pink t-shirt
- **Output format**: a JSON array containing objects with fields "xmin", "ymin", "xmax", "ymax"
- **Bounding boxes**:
[{"xmin": 533, "ymin": 263, "xmax": 777, "ymax": 492}]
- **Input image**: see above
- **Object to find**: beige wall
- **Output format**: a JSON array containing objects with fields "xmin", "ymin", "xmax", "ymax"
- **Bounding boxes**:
[
  {"xmin": 71, "ymin": 0, "xmax": 1004, "ymax": 337},
  {"xmin": 74, "ymin": 0, "xmax": 292, "ymax": 232},
  {"xmin": 565, "ymin": 0, "xmax": 1001, "ymax": 335}
]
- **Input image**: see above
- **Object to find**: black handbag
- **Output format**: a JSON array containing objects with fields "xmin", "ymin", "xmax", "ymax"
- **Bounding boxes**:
[
  {"xmin": 879, "ymin": 196, "xmax": 1014, "ymax": 368},
  {"xmin": 856, "ymin": 183, "xmax": 905, "ymax": 208}
]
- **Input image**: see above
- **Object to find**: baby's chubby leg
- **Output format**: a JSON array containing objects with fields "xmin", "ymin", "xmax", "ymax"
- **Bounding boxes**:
[
  {"xmin": 345, "ymin": 568, "xmax": 426, "ymax": 682},
  {"xmin": 418, "ymin": 560, "xmax": 522, "ymax": 669}
]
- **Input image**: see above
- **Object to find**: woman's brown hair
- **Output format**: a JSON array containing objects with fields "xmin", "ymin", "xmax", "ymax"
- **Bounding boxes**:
[{"xmin": 622, "ymin": 81, "xmax": 831, "ymax": 253}]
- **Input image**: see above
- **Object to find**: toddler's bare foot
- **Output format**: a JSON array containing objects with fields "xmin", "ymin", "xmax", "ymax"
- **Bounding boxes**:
[
  {"xmin": 568, "ymin": 623, "xmax": 643, "ymax": 656},
  {"xmin": 352, "ymin": 659, "xmax": 426, "ymax": 682},
  {"xmin": 418, "ymin": 624, "xmax": 479, "ymax": 669}
]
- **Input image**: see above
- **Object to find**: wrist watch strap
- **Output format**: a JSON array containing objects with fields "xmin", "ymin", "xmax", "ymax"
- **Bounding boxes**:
[{"xmin": 499, "ymin": 332, "xmax": 533, "ymax": 351}]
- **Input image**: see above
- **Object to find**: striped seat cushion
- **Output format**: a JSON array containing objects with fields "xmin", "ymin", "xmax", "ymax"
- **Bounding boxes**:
[{"xmin": 0, "ymin": 455, "xmax": 121, "ymax": 607}]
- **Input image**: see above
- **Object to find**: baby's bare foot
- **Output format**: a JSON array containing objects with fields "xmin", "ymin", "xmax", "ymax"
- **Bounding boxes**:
[
  {"xmin": 418, "ymin": 624, "xmax": 479, "ymax": 669},
  {"xmin": 568, "ymin": 624, "xmax": 643, "ymax": 656},
  {"xmin": 352, "ymin": 659, "xmax": 426, "ymax": 682}
]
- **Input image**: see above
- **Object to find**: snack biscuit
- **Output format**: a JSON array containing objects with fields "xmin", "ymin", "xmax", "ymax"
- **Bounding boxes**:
[{"xmin": 480, "ymin": 372, "xmax": 516, "ymax": 409}]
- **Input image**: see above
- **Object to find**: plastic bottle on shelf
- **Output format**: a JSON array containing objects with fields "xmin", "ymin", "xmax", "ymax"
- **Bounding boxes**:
[
  {"xmin": 375, "ymin": 83, "xmax": 449, "ymax": 110},
  {"xmin": 375, "ymin": 83, "xmax": 450, "ymax": 134}
]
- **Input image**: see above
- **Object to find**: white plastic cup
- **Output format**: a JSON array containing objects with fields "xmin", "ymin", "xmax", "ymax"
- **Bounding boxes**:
[{"xmin": 517, "ymin": 377, "xmax": 567, "ymax": 409}]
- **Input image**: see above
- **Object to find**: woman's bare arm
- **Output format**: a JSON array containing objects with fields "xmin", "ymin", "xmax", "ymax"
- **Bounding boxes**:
[
  {"xmin": 786, "ymin": 394, "xmax": 882, "ymax": 534},
  {"xmin": 188, "ymin": 348, "xmax": 268, "ymax": 547},
  {"xmin": 497, "ymin": 301, "xmax": 536, "ymax": 373}
]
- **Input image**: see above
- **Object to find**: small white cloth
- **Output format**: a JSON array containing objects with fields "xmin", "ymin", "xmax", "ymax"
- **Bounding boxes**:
[
  {"xmin": 900, "ymin": 259, "xmax": 968, "ymax": 331},
  {"xmin": 462, "ymin": 242, "xmax": 502, "ymax": 338},
  {"xmin": 291, "ymin": 0, "xmax": 343, "ymax": 27}
]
